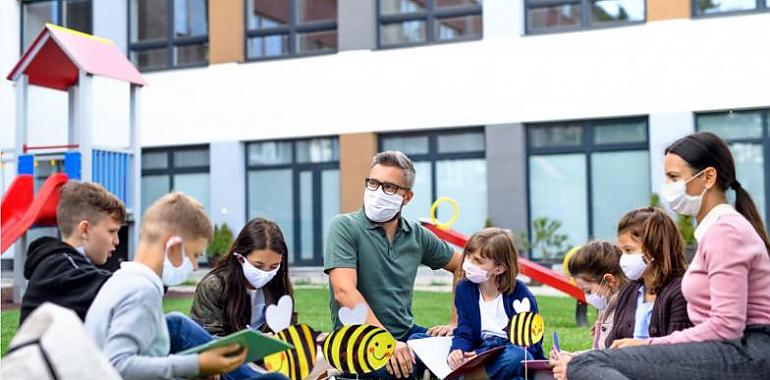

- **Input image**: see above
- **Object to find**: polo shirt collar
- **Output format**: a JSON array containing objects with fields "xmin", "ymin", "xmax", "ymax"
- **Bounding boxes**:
[{"xmin": 358, "ymin": 208, "xmax": 412, "ymax": 233}]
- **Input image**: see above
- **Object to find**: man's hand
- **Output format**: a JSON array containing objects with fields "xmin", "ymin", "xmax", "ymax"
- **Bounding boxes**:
[
  {"xmin": 198, "ymin": 344, "xmax": 247, "ymax": 375},
  {"xmin": 385, "ymin": 341, "xmax": 415, "ymax": 379},
  {"xmin": 427, "ymin": 323, "xmax": 456, "ymax": 337}
]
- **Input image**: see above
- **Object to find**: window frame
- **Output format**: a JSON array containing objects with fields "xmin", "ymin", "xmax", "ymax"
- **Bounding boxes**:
[
  {"xmin": 525, "ymin": 116, "xmax": 649, "ymax": 250},
  {"xmin": 524, "ymin": 0, "xmax": 647, "ymax": 35},
  {"xmin": 694, "ymin": 108, "xmax": 770, "ymax": 222},
  {"xmin": 691, "ymin": 0, "xmax": 769, "ymax": 18},
  {"xmin": 127, "ymin": 0, "xmax": 210, "ymax": 72},
  {"xmin": 376, "ymin": 0, "xmax": 483, "ymax": 49},
  {"xmin": 244, "ymin": 136, "xmax": 340, "ymax": 266},
  {"xmin": 243, "ymin": 0, "xmax": 338, "ymax": 62},
  {"xmin": 141, "ymin": 144, "xmax": 211, "ymax": 188},
  {"xmin": 20, "ymin": 0, "xmax": 93, "ymax": 53},
  {"xmin": 378, "ymin": 127, "xmax": 486, "ymax": 211}
]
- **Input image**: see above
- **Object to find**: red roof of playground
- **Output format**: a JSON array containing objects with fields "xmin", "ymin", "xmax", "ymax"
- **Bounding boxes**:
[{"xmin": 6, "ymin": 24, "xmax": 146, "ymax": 90}]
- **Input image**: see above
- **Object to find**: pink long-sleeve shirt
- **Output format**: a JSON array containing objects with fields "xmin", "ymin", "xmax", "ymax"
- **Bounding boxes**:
[{"xmin": 650, "ymin": 204, "xmax": 770, "ymax": 345}]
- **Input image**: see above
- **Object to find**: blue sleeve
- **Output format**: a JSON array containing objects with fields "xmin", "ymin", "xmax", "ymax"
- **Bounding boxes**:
[
  {"xmin": 524, "ymin": 286, "xmax": 546, "ymax": 360},
  {"xmin": 450, "ymin": 282, "xmax": 477, "ymax": 353}
]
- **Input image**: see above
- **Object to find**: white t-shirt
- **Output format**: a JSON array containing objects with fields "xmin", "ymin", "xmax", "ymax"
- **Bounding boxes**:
[
  {"xmin": 247, "ymin": 288, "xmax": 266, "ymax": 329},
  {"xmin": 479, "ymin": 290, "xmax": 509, "ymax": 339}
]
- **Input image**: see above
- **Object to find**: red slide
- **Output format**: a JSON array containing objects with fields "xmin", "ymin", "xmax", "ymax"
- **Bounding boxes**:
[
  {"xmin": 420, "ymin": 220, "xmax": 586, "ymax": 303},
  {"xmin": 1, "ymin": 173, "xmax": 68, "ymax": 254}
]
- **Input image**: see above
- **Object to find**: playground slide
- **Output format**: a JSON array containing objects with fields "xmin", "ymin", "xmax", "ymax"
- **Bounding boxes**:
[
  {"xmin": 1, "ymin": 173, "xmax": 68, "ymax": 254},
  {"xmin": 420, "ymin": 221, "xmax": 586, "ymax": 303}
]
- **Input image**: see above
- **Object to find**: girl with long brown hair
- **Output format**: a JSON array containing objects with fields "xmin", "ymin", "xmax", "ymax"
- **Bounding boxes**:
[{"xmin": 191, "ymin": 217, "xmax": 295, "ymax": 335}]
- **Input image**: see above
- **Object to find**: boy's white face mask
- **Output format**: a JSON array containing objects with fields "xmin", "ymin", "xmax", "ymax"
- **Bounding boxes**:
[{"xmin": 161, "ymin": 236, "xmax": 194, "ymax": 286}]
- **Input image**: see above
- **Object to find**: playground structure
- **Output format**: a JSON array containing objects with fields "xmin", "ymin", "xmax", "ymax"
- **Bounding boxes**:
[
  {"xmin": 1, "ymin": 24, "xmax": 146, "ymax": 302},
  {"xmin": 421, "ymin": 219, "xmax": 589, "ymax": 326}
]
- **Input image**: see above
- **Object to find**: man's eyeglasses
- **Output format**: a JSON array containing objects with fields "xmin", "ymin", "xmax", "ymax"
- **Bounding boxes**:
[{"xmin": 364, "ymin": 178, "xmax": 409, "ymax": 195}]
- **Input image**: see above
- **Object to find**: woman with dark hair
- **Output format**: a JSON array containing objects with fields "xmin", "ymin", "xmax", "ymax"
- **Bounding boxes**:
[
  {"xmin": 563, "ymin": 132, "xmax": 770, "ymax": 380},
  {"xmin": 191, "ymin": 217, "xmax": 296, "ymax": 336}
]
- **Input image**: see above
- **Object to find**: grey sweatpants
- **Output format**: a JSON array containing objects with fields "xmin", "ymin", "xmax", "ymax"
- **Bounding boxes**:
[{"xmin": 567, "ymin": 325, "xmax": 770, "ymax": 380}]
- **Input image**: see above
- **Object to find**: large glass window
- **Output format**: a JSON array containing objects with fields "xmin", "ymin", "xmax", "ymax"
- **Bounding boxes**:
[
  {"xmin": 246, "ymin": 138, "xmax": 339, "ymax": 265},
  {"xmin": 380, "ymin": 128, "xmax": 486, "ymax": 235},
  {"xmin": 21, "ymin": 0, "xmax": 92, "ymax": 51},
  {"xmin": 378, "ymin": 0, "xmax": 482, "ymax": 48},
  {"xmin": 245, "ymin": 0, "xmax": 338, "ymax": 60},
  {"xmin": 129, "ymin": 0, "xmax": 209, "ymax": 71},
  {"xmin": 141, "ymin": 146, "xmax": 210, "ymax": 215},
  {"xmin": 696, "ymin": 109, "xmax": 770, "ymax": 223},
  {"xmin": 527, "ymin": 118, "xmax": 650, "ymax": 258},
  {"xmin": 525, "ymin": 0, "xmax": 645, "ymax": 34},
  {"xmin": 693, "ymin": 0, "xmax": 768, "ymax": 16}
]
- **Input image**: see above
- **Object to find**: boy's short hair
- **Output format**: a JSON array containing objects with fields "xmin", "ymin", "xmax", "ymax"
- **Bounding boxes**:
[
  {"xmin": 57, "ymin": 181, "xmax": 126, "ymax": 237},
  {"xmin": 140, "ymin": 192, "xmax": 213, "ymax": 243}
]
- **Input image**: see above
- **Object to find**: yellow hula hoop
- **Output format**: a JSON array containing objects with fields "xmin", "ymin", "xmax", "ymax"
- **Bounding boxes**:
[
  {"xmin": 430, "ymin": 197, "xmax": 460, "ymax": 230},
  {"xmin": 563, "ymin": 245, "xmax": 582, "ymax": 283}
]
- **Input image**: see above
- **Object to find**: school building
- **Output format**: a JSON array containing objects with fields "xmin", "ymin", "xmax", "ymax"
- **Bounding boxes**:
[{"xmin": 1, "ymin": 0, "xmax": 769, "ymax": 267}]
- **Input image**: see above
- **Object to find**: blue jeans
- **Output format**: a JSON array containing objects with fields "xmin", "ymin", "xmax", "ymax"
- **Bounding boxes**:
[
  {"xmin": 165, "ymin": 312, "xmax": 287, "ymax": 380},
  {"xmin": 477, "ymin": 336, "xmax": 533, "ymax": 380},
  {"xmin": 352, "ymin": 324, "xmax": 429, "ymax": 380}
]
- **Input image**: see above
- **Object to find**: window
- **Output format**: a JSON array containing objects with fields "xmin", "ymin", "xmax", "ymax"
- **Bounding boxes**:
[
  {"xmin": 129, "ymin": 0, "xmax": 209, "ymax": 71},
  {"xmin": 21, "ymin": 0, "xmax": 92, "ymax": 51},
  {"xmin": 380, "ymin": 128, "xmax": 486, "ymax": 235},
  {"xmin": 141, "ymin": 146, "xmax": 210, "ymax": 215},
  {"xmin": 525, "ymin": 0, "xmax": 645, "ymax": 34},
  {"xmin": 246, "ymin": 138, "xmax": 339, "ymax": 266},
  {"xmin": 245, "ymin": 0, "xmax": 338, "ymax": 60},
  {"xmin": 377, "ymin": 0, "xmax": 482, "ymax": 48},
  {"xmin": 693, "ymin": 0, "xmax": 768, "ymax": 16},
  {"xmin": 527, "ymin": 118, "xmax": 650, "ymax": 258},
  {"xmin": 696, "ymin": 109, "xmax": 770, "ymax": 223}
]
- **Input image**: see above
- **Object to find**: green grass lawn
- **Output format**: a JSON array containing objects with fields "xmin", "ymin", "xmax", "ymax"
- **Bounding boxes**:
[{"xmin": 1, "ymin": 287, "xmax": 595, "ymax": 357}]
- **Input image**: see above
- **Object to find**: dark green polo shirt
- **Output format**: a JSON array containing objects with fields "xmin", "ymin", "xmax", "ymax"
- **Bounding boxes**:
[{"xmin": 323, "ymin": 209, "xmax": 454, "ymax": 340}]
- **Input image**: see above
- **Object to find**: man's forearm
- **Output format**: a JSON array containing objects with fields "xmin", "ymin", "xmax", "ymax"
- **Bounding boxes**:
[{"xmin": 334, "ymin": 286, "xmax": 385, "ymax": 328}]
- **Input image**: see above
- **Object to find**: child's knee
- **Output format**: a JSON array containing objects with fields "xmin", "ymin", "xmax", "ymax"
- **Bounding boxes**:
[
  {"xmin": 165, "ymin": 311, "xmax": 186, "ymax": 327},
  {"xmin": 493, "ymin": 345, "xmax": 527, "ymax": 367}
]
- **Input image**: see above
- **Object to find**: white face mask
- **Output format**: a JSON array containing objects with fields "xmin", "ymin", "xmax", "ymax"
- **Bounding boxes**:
[
  {"xmin": 660, "ymin": 170, "xmax": 707, "ymax": 216},
  {"xmin": 462, "ymin": 260, "xmax": 490, "ymax": 284},
  {"xmin": 363, "ymin": 188, "xmax": 404, "ymax": 223},
  {"xmin": 620, "ymin": 253, "xmax": 648, "ymax": 281},
  {"xmin": 586, "ymin": 293, "xmax": 608, "ymax": 310},
  {"xmin": 585, "ymin": 278, "xmax": 610, "ymax": 310},
  {"xmin": 162, "ymin": 237, "xmax": 194, "ymax": 286},
  {"xmin": 235, "ymin": 253, "xmax": 280, "ymax": 289}
]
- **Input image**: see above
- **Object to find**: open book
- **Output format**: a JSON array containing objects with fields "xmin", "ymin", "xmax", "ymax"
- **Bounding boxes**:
[
  {"xmin": 179, "ymin": 329, "xmax": 293, "ymax": 364},
  {"xmin": 407, "ymin": 337, "xmax": 503, "ymax": 380}
]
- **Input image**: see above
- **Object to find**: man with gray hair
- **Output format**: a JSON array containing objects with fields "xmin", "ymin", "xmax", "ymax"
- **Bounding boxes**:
[{"xmin": 324, "ymin": 151, "xmax": 463, "ymax": 379}]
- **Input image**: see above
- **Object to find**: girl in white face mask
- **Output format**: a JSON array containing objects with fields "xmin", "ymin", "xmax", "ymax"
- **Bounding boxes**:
[
  {"xmin": 550, "ymin": 241, "xmax": 627, "ymax": 379},
  {"xmin": 448, "ymin": 228, "xmax": 546, "ymax": 378},
  {"xmin": 609, "ymin": 208, "xmax": 691, "ymax": 347},
  {"xmin": 191, "ymin": 218, "xmax": 295, "ymax": 335}
]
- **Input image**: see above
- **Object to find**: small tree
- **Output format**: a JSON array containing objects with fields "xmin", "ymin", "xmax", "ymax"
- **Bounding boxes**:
[
  {"xmin": 207, "ymin": 223, "xmax": 234, "ymax": 262},
  {"xmin": 517, "ymin": 217, "xmax": 569, "ymax": 261}
]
